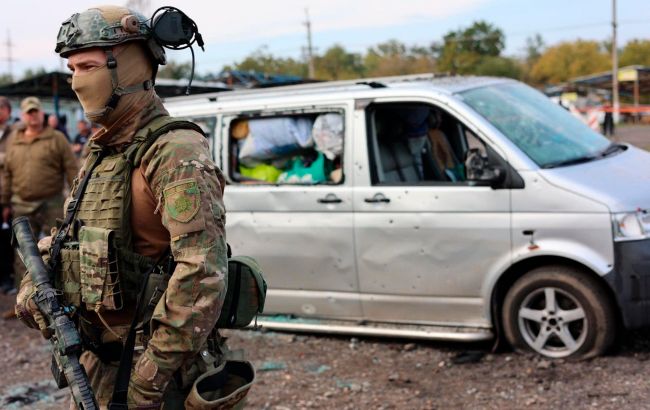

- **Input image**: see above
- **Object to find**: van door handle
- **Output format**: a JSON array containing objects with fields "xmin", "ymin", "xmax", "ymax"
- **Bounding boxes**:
[
  {"xmin": 364, "ymin": 193, "xmax": 390, "ymax": 203},
  {"xmin": 317, "ymin": 193, "xmax": 343, "ymax": 204}
]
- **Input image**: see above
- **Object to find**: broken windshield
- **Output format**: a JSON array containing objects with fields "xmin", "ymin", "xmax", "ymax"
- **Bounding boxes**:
[{"xmin": 459, "ymin": 82, "xmax": 610, "ymax": 168}]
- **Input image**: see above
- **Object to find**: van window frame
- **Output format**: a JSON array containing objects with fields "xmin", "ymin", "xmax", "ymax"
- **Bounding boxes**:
[
  {"xmin": 222, "ymin": 106, "xmax": 346, "ymax": 187},
  {"xmin": 365, "ymin": 101, "xmax": 511, "ymax": 187}
]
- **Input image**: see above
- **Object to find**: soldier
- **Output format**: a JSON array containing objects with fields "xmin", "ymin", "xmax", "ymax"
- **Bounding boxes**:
[
  {"xmin": 15, "ymin": 6, "xmax": 232, "ymax": 409},
  {"xmin": 0, "ymin": 96, "xmax": 14, "ymax": 293},
  {"xmin": 2, "ymin": 96, "xmax": 78, "ymax": 292}
]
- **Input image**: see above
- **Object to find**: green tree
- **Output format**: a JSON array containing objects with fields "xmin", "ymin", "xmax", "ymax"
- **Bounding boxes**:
[
  {"xmin": 0, "ymin": 73, "xmax": 13, "ymax": 85},
  {"xmin": 157, "ymin": 61, "xmax": 193, "ymax": 80},
  {"xmin": 524, "ymin": 34, "xmax": 545, "ymax": 66},
  {"xmin": 530, "ymin": 40, "xmax": 610, "ymax": 84},
  {"xmin": 224, "ymin": 46, "xmax": 307, "ymax": 77},
  {"xmin": 474, "ymin": 56, "xmax": 522, "ymax": 79},
  {"xmin": 364, "ymin": 40, "xmax": 436, "ymax": 76},
  {"xmin": 22, "ymin": 67, "xmax": 47, "ymax": 80},
  {"xmin": 436, "ymin": 20, "xmax": 505, "ymax": 74},
  {"xmin": 314, "ymin": 44, "xmax": 365, "ymax": 80},
  {"xmin": 620, "ymin": 39, "xmax": 650, "ymax": 67}
]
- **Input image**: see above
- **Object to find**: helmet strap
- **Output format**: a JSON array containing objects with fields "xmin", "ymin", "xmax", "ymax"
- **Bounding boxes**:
[{"xmin": 102, "ymin": 49, "xmax": 154, "ymax": 112}]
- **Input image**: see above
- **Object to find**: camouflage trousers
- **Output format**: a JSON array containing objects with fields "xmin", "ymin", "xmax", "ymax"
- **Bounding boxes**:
[
  {"xmin": 71, "ymin": 349, "xmax": 194, "ymax": 410},
  {"xmin": 72, "ymin": 322, "xmax": 219, "ymax": 410},
  {"xmin": 13, "ymin": 194, "xmax": 64, "ymax": 287}
]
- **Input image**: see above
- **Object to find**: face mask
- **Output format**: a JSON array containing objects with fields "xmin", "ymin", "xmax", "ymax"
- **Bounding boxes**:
[
  {"xmin": 71, "ymin": 64, "xmax": 113, "ymax": 123},
  {"xmin": 71, "ymin": 43, "xmax": 154, "ymax": 127}
]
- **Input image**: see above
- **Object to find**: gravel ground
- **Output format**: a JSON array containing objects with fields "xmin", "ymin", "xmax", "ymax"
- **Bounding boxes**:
[
  {"xmin": 616, "ymin": 124, "xmax": 650, "ymax": 150},
  {"xmin": 2, "ymin": 293, "xmax": 650, "ymax": 410}
]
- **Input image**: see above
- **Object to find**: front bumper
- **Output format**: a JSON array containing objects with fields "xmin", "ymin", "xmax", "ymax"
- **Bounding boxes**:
[{"xmin": 604, "ymin": 239, "xmax": 650, "ymax": 328}]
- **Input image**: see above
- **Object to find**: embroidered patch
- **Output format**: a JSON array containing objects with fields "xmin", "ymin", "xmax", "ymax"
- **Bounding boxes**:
[{"xmin": 163, "ymin": 178, "xmax": 201, "ymax": 223}]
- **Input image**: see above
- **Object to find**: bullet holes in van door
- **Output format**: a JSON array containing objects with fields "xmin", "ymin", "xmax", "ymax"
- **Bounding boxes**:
[
  {"xmin": 227, "ymin": 112, "xmax": 344, "ymax": 185},
  {"xmin": 368, "ymin": 103, "xmax": 497, "ymax": 186}
]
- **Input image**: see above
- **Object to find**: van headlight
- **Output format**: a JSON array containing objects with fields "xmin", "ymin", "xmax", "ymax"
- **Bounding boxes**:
[{"xmin": 612, "ymin": 211, "xmax": 650, "ymax": 241}]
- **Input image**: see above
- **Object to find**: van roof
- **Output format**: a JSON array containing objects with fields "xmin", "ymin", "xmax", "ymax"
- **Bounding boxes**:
[{"xmin": 163, "ymin": 74, "xmax": 512, "ymax": 105}]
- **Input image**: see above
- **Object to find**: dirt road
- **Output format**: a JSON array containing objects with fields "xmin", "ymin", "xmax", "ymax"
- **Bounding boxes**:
[{"xmin": 2, "ymin": 293, "xmax": 650, "ymax": 410}]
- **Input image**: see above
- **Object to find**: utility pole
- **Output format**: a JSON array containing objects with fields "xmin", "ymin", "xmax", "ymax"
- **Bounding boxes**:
[
  {"xmin": 4, "ymin": 30, "xmax": 14, "ymax": 81},
  {"xmin": 612, "ymin": 0, "xmax": 619, "ymax": 124},
  {"xmin": 304, "ymin": 8, "xmax": 315, "ymax": 79}
]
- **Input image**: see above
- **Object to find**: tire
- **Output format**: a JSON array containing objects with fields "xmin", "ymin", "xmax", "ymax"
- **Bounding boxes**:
[{"xmin": 502, "ymin": 265, "xmax": 617, "ymax": 359}]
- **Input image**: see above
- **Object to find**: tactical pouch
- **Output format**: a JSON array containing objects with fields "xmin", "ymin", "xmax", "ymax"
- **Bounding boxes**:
[
  {"xmin": 184, "ymin": 360, "xmax": 255, "ymax": 410},
  {"xmin": 217, "ymin": 256, "xmax": 267, "ymax": 329},
  {"xmin": 140, "ymin": 270, "xmax": 170, "ymax": 331},
  {"xmin": 79, "ymin": 226, "xmax": 122, "ymax": 311},
  {"xmin": 58, "ymin": 244, "xmax": 81, "ymax": 307}
]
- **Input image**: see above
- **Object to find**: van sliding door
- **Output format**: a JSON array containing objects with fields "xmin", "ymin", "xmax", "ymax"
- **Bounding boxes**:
[{"xmin": 221, "ymin": 105, "xmax": 362, "ymax": 320}]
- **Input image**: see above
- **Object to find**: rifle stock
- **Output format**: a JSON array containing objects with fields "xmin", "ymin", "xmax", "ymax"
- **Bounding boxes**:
[{"xmin": 12, "ymin": 216, "xmax": 98, "ymax": 410}]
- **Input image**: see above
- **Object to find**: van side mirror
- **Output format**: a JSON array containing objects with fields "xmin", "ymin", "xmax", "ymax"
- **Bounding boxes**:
[{"xmin": 466, "ymin": 148, "xmax": 506, "ymax": 188}]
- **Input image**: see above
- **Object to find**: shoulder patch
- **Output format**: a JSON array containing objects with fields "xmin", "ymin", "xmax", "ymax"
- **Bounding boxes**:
[{"xmin": 163, "ymin": 178, "xmax": 201, "ymax": 223}]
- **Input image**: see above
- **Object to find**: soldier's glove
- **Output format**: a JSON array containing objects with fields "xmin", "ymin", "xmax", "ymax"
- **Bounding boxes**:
[
  {"xmin": 128, "ymin": 354, "xmax": 166, "ymax": 410},
  {"xmin": 15, "ymin": 282, "xmax": 50, "ymax": 338}
]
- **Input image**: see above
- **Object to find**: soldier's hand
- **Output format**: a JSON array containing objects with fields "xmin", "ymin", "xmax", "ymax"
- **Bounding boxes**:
[{"xmin": 15, "ymin": 282, "xmax": 50, "ymax": 338}]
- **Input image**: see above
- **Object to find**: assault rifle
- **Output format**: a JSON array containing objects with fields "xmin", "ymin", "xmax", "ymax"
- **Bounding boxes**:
[{"xmin": 13, "ymin": 216, "xmax": 98, "ymax": 410}]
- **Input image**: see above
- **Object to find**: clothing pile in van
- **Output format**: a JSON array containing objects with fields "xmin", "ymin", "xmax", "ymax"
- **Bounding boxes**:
[{"xmin": 232, "ymin": 113, "xmax": 343, "ymax": 184}]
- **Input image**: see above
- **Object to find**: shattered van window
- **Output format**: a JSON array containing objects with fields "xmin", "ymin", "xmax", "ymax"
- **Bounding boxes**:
[{"xmin": 460, "ymin": 83, "xmax": 610, "ymax": 168}]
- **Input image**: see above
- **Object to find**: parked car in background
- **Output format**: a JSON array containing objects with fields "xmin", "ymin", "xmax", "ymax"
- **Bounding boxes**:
[{"xmin": 165, "ymin": 74, "xmax": 650, "ymax": 359}]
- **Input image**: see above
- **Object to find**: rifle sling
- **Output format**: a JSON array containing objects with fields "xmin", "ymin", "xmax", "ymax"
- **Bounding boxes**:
[{"xmin": 49, "ymin": 150, "xmax": 107, "ymax": 273}]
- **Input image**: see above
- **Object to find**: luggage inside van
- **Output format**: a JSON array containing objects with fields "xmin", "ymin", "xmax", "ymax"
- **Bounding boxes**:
[{"xmin": 230, "ymin": 112, "xmax": 343, "ymax": 184}]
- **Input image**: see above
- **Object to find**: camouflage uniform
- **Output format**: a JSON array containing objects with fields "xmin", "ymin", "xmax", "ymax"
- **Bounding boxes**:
[{"xmin": 16, "ymin": 6, "xmax": 230, "ymax": 409}]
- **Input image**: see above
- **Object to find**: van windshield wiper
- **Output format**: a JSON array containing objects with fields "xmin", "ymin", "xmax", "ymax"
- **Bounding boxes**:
[
  {"xmin": 542, "ymin": 143, "xmax": 627, "ymax": 169},
  {"xmin": 542, "ymin": 155, "xmax": 598, "ymax": 169},
  {"xmin": 599, "ymin": 143, "xmax": 626, "ymax": 157}
]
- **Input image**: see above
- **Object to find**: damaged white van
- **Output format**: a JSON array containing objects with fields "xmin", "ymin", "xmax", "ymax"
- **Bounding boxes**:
[{"xmin": 165, "ymin": 74, "xmax": 650, "ymax": 359}]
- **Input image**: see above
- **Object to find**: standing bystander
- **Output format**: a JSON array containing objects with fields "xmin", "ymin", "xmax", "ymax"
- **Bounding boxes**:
[
  {"xmin": 0, "ymin": 96, "xmax": 14, "ymax": 294},
  {"xmin": 48, "ymin": 113, "xmax": 70, "ymax": 139},
  {"xmin": 1, "ymin": 96, "xmax": 78, "ymax": 296},
  {"xmin": 72, "ymin": 119, "xmax": 91, "ymax": 158}
]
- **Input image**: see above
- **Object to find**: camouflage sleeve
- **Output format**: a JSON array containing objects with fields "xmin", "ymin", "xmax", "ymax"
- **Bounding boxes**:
[{"xmin": 133, "ymin": 128, "xmax": 228, "ymax": 393}]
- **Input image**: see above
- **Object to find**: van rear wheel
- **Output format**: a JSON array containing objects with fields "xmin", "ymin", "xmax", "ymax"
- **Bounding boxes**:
[{"xmin": 502, "ymin": 265, "xmax": 616, "ymax": 359}]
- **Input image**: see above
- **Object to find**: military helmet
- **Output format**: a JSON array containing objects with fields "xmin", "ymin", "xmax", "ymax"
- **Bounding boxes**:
[{"xmin": 55, "ymin": 6, "xmax": 166, "ymax": 65}]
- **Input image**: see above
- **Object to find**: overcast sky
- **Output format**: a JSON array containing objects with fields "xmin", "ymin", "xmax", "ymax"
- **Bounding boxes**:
[{"xmin": 0, "ymin": 0, "xmax": 648, "ymax": 78}]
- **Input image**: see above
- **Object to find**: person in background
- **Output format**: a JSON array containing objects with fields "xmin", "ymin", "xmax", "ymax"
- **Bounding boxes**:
[
  {"xmin": 602, "ymin": 109, "xmax": 615, "ymax": 137},
  {"xmin": 0, "ymin": 96, "xmax": 15, "ymax": 295},
  {"xmin": 47, "ymin": 113, "xmax": 70, "ymax": 139},
  {"xmin": 1, "ymin": 96, "xmax": 78, "ymax": 300},
  {"xmin": 72, "ymin": 119, "xmax": 92, "ymax": 157}
]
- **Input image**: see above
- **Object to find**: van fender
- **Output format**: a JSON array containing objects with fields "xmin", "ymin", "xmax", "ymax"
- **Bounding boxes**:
[{"xmin": 482, "ymin": 238, "xmax": 614, "ymax": 322}]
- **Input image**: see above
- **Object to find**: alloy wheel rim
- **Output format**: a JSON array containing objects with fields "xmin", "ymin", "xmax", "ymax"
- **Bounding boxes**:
[{"xmin": 518, "ymin": 287, "xmax": 588, "ymax": 358}]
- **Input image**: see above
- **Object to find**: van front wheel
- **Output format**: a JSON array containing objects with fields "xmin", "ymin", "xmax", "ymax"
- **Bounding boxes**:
[{"xmin": 502, "ymin": 266, "xmax": 616, "ymax": 359}]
